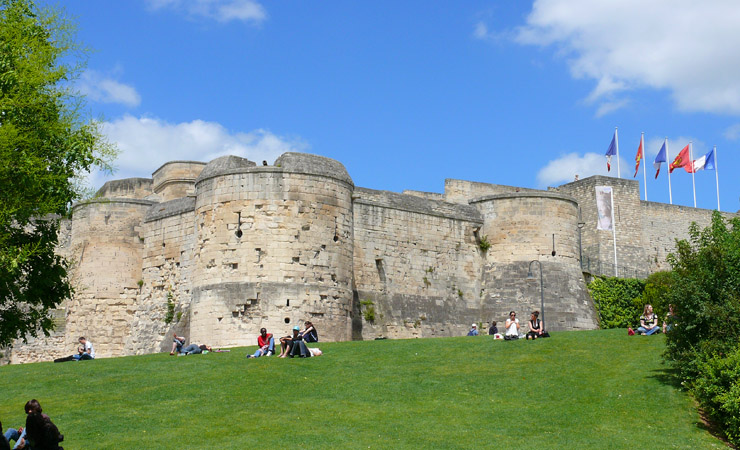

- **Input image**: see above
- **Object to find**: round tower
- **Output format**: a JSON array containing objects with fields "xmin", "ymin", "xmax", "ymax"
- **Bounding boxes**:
[
  {"xmin": 152, "ymin": 161, "xmax": 207, "ymax": 201},
  {"xmin": 66, "ymin": 180, "xmax": 155, "ymax": 357},
  {"xmin": 190, "ymin": 153, "xmax": 354, "ymax": 347},
  {"xmin": 471, "ymin": 192, "xmax": 597, "ymax": 331}
]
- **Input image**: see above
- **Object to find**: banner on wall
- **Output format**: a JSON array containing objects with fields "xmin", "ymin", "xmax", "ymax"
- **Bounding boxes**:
[{"xmin": 595, "ymin": 186, "xmax": 614, "ymax": 231}]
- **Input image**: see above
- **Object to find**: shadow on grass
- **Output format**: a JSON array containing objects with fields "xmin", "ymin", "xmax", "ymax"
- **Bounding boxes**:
[
  {"xmin": 649, "ymin": 366, "xmax": 737, "ymax": 449},
  {"xmin": 647, "ymin": 365, "xmax": 683, "ymax": 389}
]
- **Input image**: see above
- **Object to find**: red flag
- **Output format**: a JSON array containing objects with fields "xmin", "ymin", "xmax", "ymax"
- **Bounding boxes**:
[
  {"xmin": 634, "ymin": 138, "xmax": 643, "ymax": 178},
  {"xmin": 670, "ymin": 145, "xmax": 694, "ymax": 173}
]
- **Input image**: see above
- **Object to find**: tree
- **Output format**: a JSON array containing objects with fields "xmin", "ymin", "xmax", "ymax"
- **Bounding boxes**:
[
  {"xmin": 0, "ymin": 0, "xmax": 115, "ymax": 347},
  {"xmin": 665, "ymin": 211, "xmax": 740, "ymax": 379}
]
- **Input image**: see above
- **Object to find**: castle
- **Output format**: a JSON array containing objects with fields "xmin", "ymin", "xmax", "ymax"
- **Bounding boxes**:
[{"xmin": 6, "ymin": 152, "xmax": 736, "ymax": 363}]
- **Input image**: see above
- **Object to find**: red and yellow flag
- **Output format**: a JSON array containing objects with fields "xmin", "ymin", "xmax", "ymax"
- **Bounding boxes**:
[
  {"xmin": 670, "ymin": 145, "xmax": 694, "ymax": 173},
  {"xmin": 634, "ymin": 137, "xmax": 643, "ymax": 178}
]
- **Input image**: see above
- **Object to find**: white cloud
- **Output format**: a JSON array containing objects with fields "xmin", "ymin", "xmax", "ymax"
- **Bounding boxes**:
[
  {"xmin": 537, "ymin": 152, "xmax": 616, "ymax": 187},
  {"xmin": 78, "ymin": 70, "xmax": 141, "ymax": 107},
  {"xmin": 516, "ymin": 0, "xmax": 740, "ymax": 115},
  {"xmin": 724, "ymin": 123, "xmax": 740, "ymax": 141},
  {"xmin": 86, "ymin": 115, "xmax": 307, "ymax": 189},
  {"xmin": 146, "ymin": 0, "xmax": 266, "ymax": 24}
]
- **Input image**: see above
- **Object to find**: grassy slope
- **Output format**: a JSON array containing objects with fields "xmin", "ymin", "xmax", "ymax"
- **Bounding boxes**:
[{"xmin": 0, "ymin": 329, "xmax": 724, "ymax": 449}]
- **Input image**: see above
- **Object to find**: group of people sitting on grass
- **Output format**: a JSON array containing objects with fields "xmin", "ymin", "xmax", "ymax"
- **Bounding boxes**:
[
  {"xmin": 2, "ymin": 400, "xmax": 63, "ymax": 450},
  {"xmin": 247, "ymin": 321, "xmax": 321, "ymax": 358},
  {"xmin": 629, "ymin": 303, "xmax": 676, "ymax": 336},
  {"xmin": 468, "ymin": 310, "xmax": 549, "ymax": 340}
]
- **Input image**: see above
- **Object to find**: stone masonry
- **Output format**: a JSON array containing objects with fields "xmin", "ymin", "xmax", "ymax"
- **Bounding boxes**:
[{"xmin": 6, "ymin": 153, "xmax": 736, "ymax": 363}]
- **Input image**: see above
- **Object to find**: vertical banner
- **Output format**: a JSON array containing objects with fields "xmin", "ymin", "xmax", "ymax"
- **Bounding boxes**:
[
  {"xmin": 595, "ymin": 186, "xmax": 613, "ymax": 231},
  {"xmin": 595, "ymin": 186, "xmax": 619, "ymax": 276}
]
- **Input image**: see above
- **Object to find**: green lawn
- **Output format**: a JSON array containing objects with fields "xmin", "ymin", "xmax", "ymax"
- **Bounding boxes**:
[{"xmin": 0, "ymin": 329, "xmax": 724, "ymax": 449}]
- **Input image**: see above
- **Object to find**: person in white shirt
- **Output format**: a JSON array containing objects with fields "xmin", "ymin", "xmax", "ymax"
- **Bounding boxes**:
[
  {"xmin": 73, "ymin": 337, "xmax": 95, "ymax": 360},
  {"xmin": 505, "ymin": 311, "xmax": 520, "ymax": 340}
]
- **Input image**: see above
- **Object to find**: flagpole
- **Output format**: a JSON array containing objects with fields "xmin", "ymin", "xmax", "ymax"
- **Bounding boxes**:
[
  {"xmin": 615, "ymin": 127, "xmax": 621, "ymax": 178},
  {"xmin": 715, "ymin": 145, "xmax": 720, "ymax": 211},
  {"xmin": 641, "ymin": 132, "xmax": 648, "ymax": 201},
  {"xmin": 690, "ymin": 141, "xmax": 696, "ymax": 207},
  {"xmin": 610, "ymin": 188, "xmax": 618, "ymax": 277},
  {"xmin": 666, "ymin": 138, "xmax": 673, "ymax": 204}
]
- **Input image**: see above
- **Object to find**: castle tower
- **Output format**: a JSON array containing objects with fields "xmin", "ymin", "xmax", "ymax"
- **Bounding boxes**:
[
  {"xmin": 190, "ymin": 153, "xmax": 355, "ymax": 347},
  {"xmin": 471, "ymin": 192, "xmax": 597, "ymax": 331},
  {"xmin": 65, "ymin": 179, "xmax": 155, "ymax": 357}
]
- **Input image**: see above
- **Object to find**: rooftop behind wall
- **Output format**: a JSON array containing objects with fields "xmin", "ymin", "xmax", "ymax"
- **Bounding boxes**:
[
  {"xmin": 152, "ymin": 161, "xmax": 207, "ymax": 201},
  {"xmin": 95, "ymin": 178, "xmax": 153, "ymax": 200},
  {"xmin": 444, "ymin": 179, "xmax": 542, "ymax": 204}
]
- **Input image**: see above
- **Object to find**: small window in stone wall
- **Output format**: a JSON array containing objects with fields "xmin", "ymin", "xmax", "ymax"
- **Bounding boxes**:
[
  {"xmin": 375, "ymin": 259, "xmax": 386, "ymax": 283},
  {"xmin": 284, "ymin": 317, "xmax": 291, "ymax": 324}
]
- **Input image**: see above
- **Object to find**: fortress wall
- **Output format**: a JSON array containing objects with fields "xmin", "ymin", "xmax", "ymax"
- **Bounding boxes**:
[
  {"xmin": 640, "ymin": 202, "xmax": 738, "ymax": 272},
  {"xmin": 62, "ymin": 198, "xmax": 154, "ymax": 358},
  {"xmin": 352, "ymin": 188, "xmax": 484, "ymax": 339},
  {"xmin": 152, "ymin": 161, "xmax": 206, "ymax": 201},
  {"xmin": 472, "ymin": 193, "xmax": 597, "ymax": 331},
  {"xmin": 190, "ymin": 154, "xmax": 354, "ymax": 347},
  {"xmin": 401, "ymin": 190, "xmax": 445, "ymax": 201},
  {"xmin": 555, "ymin": 176, "xmax": 648, "ymax": 274},
  {"xmin": 127, "ymin": 197, "xmax": 198, "ymax": 354},
  {"xmin": 444, "ymin": 179, "xmax": 541, "ymax": 205},
  {"xmin": 95, "ymin": 178, "xmax": 153, "ymax": 200}
]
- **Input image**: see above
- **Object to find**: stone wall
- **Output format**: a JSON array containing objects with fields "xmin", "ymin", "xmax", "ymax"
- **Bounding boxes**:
[
  {"xmin": 472, "ymin": 192, "xmax": 597, "ymax": 331},
  {"xmin": 352, "ymin": 188, "xmax": 484, "ymax": 339},
  {"xmin": 62, "ymin": 198, "xmax": 153, "ymax": 358},
  {"xmin": 152, "ymin": 161, "xmax": 206, "ymax": 201},
  {"xmin": 189, "ymin": 154, "xmax": 354, "ymax": 348},
  {"xmin": 444, "ymin": 179, "xmax": 541, "ymax": 204}
]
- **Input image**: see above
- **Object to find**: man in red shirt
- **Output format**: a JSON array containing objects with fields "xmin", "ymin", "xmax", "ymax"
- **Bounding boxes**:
[{"xmin": 247, "ymin": 328, "xmax": 275, "ymax": 358}]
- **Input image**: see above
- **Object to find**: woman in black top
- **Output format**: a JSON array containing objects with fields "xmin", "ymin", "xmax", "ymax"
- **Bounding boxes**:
[{"xmin": 526, "ymin": 311, "xmax": 543, "ymax": 340}]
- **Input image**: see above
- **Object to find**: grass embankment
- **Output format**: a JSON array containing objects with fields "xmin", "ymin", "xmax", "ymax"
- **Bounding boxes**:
[{"xmin": 0, "ymin": 329, "xmax": 724, "ymax": 449}]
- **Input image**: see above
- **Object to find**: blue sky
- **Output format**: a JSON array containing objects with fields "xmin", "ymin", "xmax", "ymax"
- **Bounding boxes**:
[{"xmin": 49, "ymin": 0, "xmax": 740, "ymax": 212}]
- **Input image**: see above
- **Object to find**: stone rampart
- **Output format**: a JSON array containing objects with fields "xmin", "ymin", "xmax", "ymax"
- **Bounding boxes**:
[
  {"xmin": 152, "ymin": 161, "xmax": 206, "ymax": 201},
  {"xmin": 352, "ymin": 188, "xmax": 484, "ymax": 339},
  {"xmin": 190, "ymin": 153, "xmax": 354, "ymax": 348}
]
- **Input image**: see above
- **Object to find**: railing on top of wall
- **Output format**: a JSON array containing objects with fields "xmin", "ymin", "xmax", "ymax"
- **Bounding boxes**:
[{"xmin": 580, "ymin": 256, "xmax": 649, "ymax": 280}]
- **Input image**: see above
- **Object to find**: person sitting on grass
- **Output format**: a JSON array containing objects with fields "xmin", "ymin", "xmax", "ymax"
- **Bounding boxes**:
[
  {"xmin": 22, "ymin": 400, "xmax": 63, "ymax": 450},
  {"xmin": 663, "ymin": 304, "xmax": 676, "ymax": 334},
  {"xmin": 178, "ymin": 344, "xmax": 212, "ymax": 355},
  {"xmin": 170, "ymin": 334, "xmax": 186, "ymax": 355},
  {"xmin": 467, "ymin": 323, "xmax": 479, "ymax": 336},
  {"xmin": 505, "ymin": 311, "xmax": 520, "ymax": 340},
  {"xmin": 247, "ymin": 328, "xmax": 275, "ymax": 358},
  {"xmin": 279, "ymin": 326, "xmax": 301, "ymax": 358},
  {"xmin": 488, "ymin": 321, "xmax": 498, "ymax": 336},
  {"xmin": 73, "ymin": 337, "xmax": 94, "ymax": 361},
  {"xmin": 24, "ymin": 403, "xmax": 63, "ymax": 450},
  {"xmin": 526, "ymin": 311, "xmax": 544, "ymax": 340},
  {"xmin": 637, "ymin": 304, "xmax": 660, "ymax": 335},
  {"xmin": 299, "ymin": 321, "xmax": 318, "ymax": 343}
]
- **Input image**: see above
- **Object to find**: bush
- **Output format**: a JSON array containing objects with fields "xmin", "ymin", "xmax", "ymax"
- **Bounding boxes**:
[
  {"xmin": 642, "ymin": 271, "xmax": 673, "ymax": 322},
  {"xmin": 664, "ymin": 212, "xmax": 740, "ymax": 381},
  {"xmin": 693, "ymin": 348, "xmax": 740, "ymax": 445},
  {"xmin": 587, "ymin": 277, "xmax": 645, "ymax": 329}
]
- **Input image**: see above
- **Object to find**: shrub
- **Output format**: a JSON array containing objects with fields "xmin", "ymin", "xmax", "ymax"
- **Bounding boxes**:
[
  {"xmin": 587, "ymin": 276, "xmax": 645, "ymax": 329},
  {"xmin": 693, "ymin": 348, "xmax": 740, "ymax": 445},
  {"xmin": 664, "ymin": 212, "xmax": 740, "ymax": 381},
  {"xmin": 478, "ymin": 235, "xmax": 491, "ymax": 252},
  {"xmin": 642, "ymin": 271, "xmax": 673, "ymax": 322}
]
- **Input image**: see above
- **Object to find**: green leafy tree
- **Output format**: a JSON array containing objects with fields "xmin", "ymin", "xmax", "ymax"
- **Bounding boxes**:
[
  {"xmin": 0, "ymin": 0, "xmax": 115, "ymax": 347},
  {"xmin": 665, "ymin": 211, "xmax": 740, "ymax": 379},
  {"xmin": 642, "ymin": 270, "xmax": 673, "ymax": 322}
]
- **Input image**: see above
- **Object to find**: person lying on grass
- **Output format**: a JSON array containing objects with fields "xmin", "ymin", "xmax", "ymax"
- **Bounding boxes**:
[
  {"xmin": 178, "ymin": 344, "xmax": 212, "ymax": 355},
  {"xmin": 279, "ymin": 327, "xmax": 301, "ymax": 358},
  {"xmin": 247, "ymin": 328, "xmax": 275, "ymax": 358},
  {"xmin": 170, "ymin": 334, "xmax": 186, "ymax": 355},
  {"xmin": 637, "ymin": 304, "xmax": 660, "ymax": 335}
]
